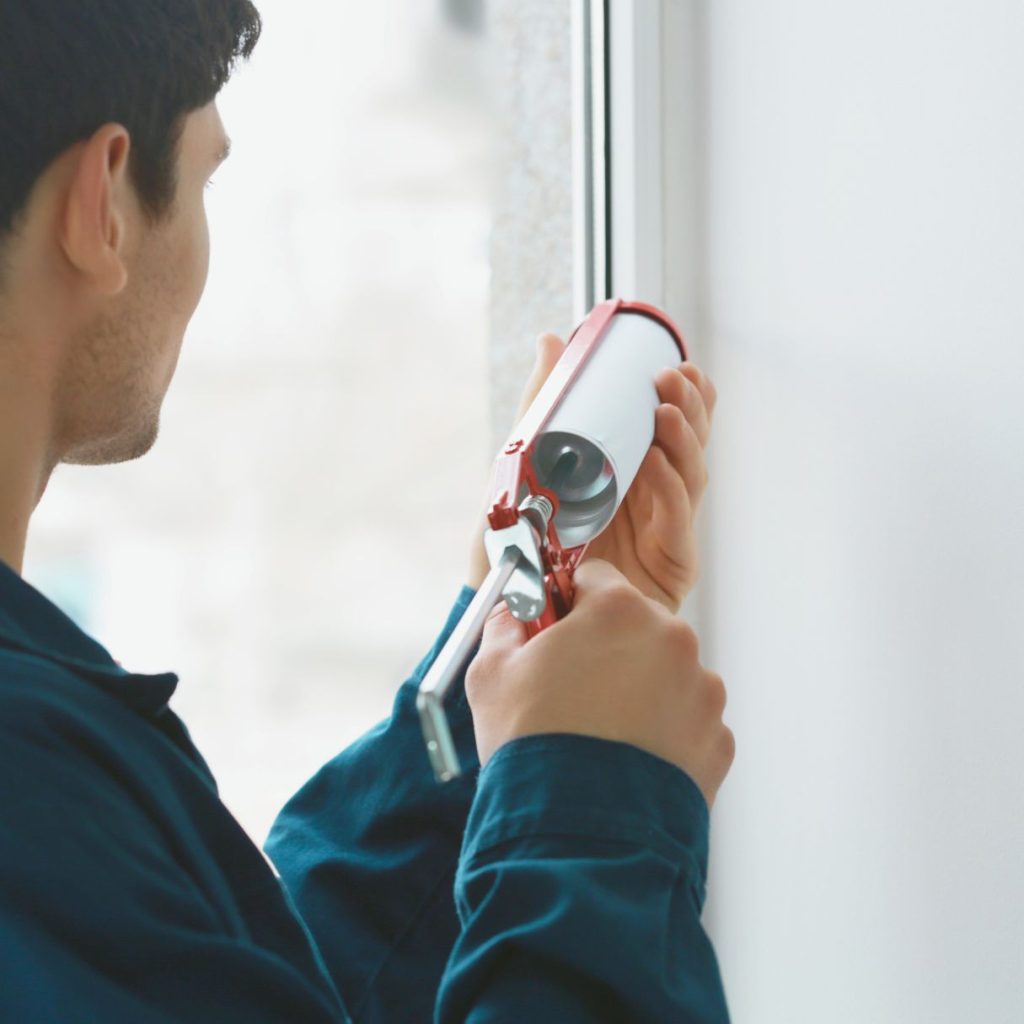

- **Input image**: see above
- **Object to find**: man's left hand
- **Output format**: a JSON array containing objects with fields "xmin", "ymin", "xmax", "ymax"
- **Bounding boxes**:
[{"xmin": 466, "ymin": 331, "xmax": 716, "ymax": 616}]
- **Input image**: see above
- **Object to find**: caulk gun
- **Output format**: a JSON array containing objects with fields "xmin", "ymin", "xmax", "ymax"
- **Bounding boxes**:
[{"xmin": 417, "ymin": 298, "xmax": 689, "ymax": 782}]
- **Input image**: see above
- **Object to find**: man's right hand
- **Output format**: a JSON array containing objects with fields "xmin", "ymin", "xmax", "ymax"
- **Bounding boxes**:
[{"xmin": 465, "ymin": 558, "xmax": 736, "ymax": 810}]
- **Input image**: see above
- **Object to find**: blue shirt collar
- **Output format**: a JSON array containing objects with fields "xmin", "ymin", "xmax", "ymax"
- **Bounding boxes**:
[{"xmin": 0, "ymin": 557, "xmax": 179, "ymax": 716}]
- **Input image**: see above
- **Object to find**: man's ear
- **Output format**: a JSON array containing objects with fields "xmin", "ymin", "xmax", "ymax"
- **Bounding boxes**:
[{"xmin": 60, "ymin": 123, "xmax": 133, "ymax": 296}]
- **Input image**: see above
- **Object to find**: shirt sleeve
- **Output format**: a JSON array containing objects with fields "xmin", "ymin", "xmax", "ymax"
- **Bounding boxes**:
[
  {"xmin": 267, "ymin": 585, "xmax": 730, "ymax": 1024},
  {"xmin": 434, "ymin": 733, "xmax": 732, "ymax": 1024},
  {"xmin": 0, "ymin": 686, "xmax": 348, "ymax": 1024},
  {"xmin": 265, "ymin": 584, "xmax": 483, "ymax": 1024}
]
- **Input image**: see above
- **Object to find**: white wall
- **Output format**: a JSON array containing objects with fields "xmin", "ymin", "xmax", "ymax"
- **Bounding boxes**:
[{"xmin": 687, "ymin": 2, "xmax": 1024, "ymax": 1021}]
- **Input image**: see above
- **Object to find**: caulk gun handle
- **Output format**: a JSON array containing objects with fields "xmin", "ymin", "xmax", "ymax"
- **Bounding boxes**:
[{"xmin": 417, "ymin": 549, "xmax": 521, "ymax": 782}]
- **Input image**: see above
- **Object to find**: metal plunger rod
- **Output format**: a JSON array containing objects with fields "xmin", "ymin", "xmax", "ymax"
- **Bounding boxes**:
[{"xmin": 417, "ymin": 548, "xmax": 521, "ymax": 781}]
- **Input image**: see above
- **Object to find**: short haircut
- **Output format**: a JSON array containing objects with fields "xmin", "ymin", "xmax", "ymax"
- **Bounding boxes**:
[{"xmin": 0, "ymin": 0, "xmax": 262, "ymax": 247}]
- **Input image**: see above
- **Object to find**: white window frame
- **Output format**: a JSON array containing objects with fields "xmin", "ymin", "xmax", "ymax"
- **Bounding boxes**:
[
  {"xmin": 573, "ymin": 0, "xmax": 670, "ymax": 320},
  {"xmin": 572, "ymin": 0, "xmax": 707, "ymax": 637}
]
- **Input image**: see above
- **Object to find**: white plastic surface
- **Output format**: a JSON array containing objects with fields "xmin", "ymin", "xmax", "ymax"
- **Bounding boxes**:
[{"xmin": 530, "ymin": 311, "xmax": 681, "ymax": 548}]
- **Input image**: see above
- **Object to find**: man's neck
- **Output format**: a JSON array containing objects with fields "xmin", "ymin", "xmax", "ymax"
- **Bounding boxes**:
[{"xmin": 0, "ymin": 342, "xmax": 59, "ymax": 577}]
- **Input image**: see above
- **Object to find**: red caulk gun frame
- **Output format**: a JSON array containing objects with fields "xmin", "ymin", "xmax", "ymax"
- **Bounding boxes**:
[
  {"xmin": 417, "ymin": 297, "xmax": 688, "ymax": 782},
  {"xmin": 487, "ymin": 297, "xmax": 688, "ymax": 638}
]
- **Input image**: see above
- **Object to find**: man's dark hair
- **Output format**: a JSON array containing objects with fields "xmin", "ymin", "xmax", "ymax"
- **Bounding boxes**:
[{"xmin": 0, "ymin": 0, "xmax": 262, "ymax": 246}]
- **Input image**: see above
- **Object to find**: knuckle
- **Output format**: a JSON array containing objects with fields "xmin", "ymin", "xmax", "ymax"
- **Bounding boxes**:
[
  {"xmin": 594, "ymin": 581, "xmax": 647, "ymax": 622},
  {"xmin": 718, "ymin": 725, "xmax": 736, "ymax": 768},
  {"xmin": 464, "ymin": 651, "xmax": 497, "ymax": 698},
  {"xmin": 667, "ymin": 618, "xmax": 700, "ymax": 657},
  {"xmin": 464, "ymin": 662, "xmax": 483, "ymax": 701},
  {"xmin": 704, "ymin": 671, "xmax": 727, "ymax": 715}
]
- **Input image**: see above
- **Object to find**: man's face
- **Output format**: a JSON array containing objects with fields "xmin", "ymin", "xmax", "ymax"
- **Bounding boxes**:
[{"xmin": 59, "ymin": 102, "xmax": 228, "ymax": 466}]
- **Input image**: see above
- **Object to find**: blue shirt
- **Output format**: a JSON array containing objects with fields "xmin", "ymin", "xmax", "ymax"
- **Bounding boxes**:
[{"xmin": 0, "ymin": 558, "xmax": 729, "ymax": 1022}]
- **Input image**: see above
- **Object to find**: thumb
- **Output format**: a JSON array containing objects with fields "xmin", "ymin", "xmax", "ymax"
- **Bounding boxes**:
[
  {"xmin": 477, "ymin": 597, "xmax": 529, "ymax": 657},
  {"xmin": 566, "ymin": 557, "xmax": 634, "ymax": 612},
  {"xmin": 535, "ymin": 330, "xmax": 567, "ymax": 369},
  {"xmin": 514, "ymin": 332, "xmax": 568, "ymax": 424}
]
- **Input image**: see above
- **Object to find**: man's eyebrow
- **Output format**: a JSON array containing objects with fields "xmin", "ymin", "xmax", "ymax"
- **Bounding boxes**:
[{"xmin": 215, "ymin": 137, "xmax": 232, "ymax": 165}]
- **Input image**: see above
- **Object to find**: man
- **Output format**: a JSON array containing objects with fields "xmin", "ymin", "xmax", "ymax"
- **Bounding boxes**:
[{"xmin": 0, "ymin": 2, "xmax": 734, "ymax": 1021}]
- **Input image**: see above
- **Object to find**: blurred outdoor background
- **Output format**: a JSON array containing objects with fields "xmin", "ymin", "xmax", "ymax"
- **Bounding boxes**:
[{"xmin": 24, "ymin": 0, "xmax": 502, "ymax": 844}]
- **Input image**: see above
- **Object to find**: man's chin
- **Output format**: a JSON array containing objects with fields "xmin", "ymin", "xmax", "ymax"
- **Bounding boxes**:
[{"xmin": 61, "ymin": 416, "xmax": 161, "ymax": 467}]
